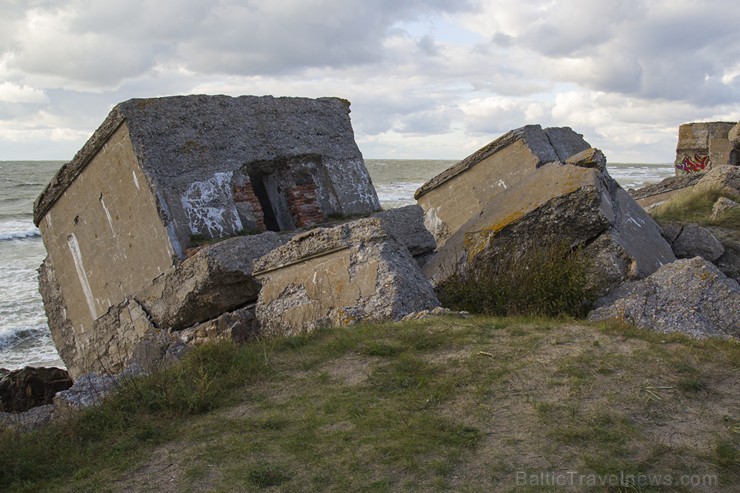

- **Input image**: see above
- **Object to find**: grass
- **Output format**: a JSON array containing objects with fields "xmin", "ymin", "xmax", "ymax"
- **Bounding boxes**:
[
  {"xmin": 1, "ymin": 317, "xmax": 737, "ymax": 492},
  {"xmin": 436, "ymin": 242, "xmax": 599, "ymax": 318},
  {"xmin": 651, "ymin": 186, "xmax": 740, "ymax": 229}
]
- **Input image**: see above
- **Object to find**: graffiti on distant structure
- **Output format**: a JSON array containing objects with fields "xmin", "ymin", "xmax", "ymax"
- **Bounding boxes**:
[{"xmin": 676, "ymin": 154, "xmax": 709, "ymax": 174}]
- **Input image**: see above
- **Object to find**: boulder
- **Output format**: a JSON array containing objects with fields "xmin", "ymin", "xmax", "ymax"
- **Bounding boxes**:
[
  {"xmin": 179, "ymin": 305, "xmax": 258, "ymax": 345},
  {"xmin": 0, "ymin": 404, "xmax": 55, "ymax": 432},
  {"xmin": 372, "ymin": 204, "xmax": 436, "ymax": 257},
  {"xmin": 671, "ymin": 224, "xmax": 725, "ymax": 262},
  {"xmin": 53, "ymin": 372, "xmax": 119, "ymax": 418},
  {"xmin": 630, "ymin": 173, "xmax": 703, "ymax": 210},
  {"xmin": 126, "ymin": 329, "xmax": 190, "ymax": 375},
  {"xmin": 589, "ymin": 257, "xmax": 739, "ymax": 338},
  {"xmin": 254, "ymin": 218, "xmax": 440, "ymax": 336},
  {"xmin": 693, "ymin": 165, "xmax": 740, "ymax": 196},
  {"xmin": 415, "ymin": 125, "xmax": 675, "ymax": 289},
  {"xmin": 0, "ymin": 366, "xmax": 73, "ymax": 413},
  {"xmin": 136, "ymin": 232, "xmax": 285, "ymax": 331},
  {"xmin": 711, "ymin": 196, "xmax": 739, "ymax": 220}
]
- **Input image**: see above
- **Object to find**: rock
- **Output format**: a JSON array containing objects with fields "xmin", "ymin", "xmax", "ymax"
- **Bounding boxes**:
[
  {"xmin": 53, "ymin": 373, "xmax": 119, "ymax": 418},
  {"xmin": 372, "ymin": 205, "xmax": 436, "ymax": 257},
  {"xmin": 711, "ymin": 196, "xmax": 739, "ymax": 220},
  {"xmin": 565, "ymin": 147, "xmax": 607, "ymax": 171},
  {"xmin": 674, "ymin": 122, "xmax": 736, "ymax": 175},
  {"xmin": 0, "ymin": 367, "xmax": 73, "ymax": 413},
  {"xmin": 657, "ymin": 220, "xmax": 684, "ymax": 245},
  {"xmin": 693, "ymin": 165, "xmax": 740, "ymax": 196},
  {"xmin": 589, "ymin": 257, "xmax": 740, "ymax": 338},
  {"xmin": 401, "ymin": 307, "xmax": 471, "ymax": 321},
  {"xmin": 179, "ymin": 305, "xmax": 258, "ymax": 345},
  {"xmin": 254, "ymin": 218, "xmax": 440, "ymax": 336},
  {"xmin": 630, "ymin": 174, "xmax": 703, "ymax": 210},
  {"xmin": 127, "ymin": 329, "xmax": 190, "ymax": 375},
  {"xmin": 136, "ymin": 232, "xmax": 285, "ymax": 331},
  {"xmin": 0, "ymin": 405, "xmax": 55, "ymax": 433},
  {"xmin": 415, "ymin": 125, "xmax": 675, "ymax": 289},
  {"xmin": 672, "ymin": 224, "xmax": 725, "ymax": 262}
]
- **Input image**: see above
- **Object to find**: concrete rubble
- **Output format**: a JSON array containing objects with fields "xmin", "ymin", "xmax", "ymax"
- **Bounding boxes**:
[
  {"xmin": 589, "ymin": 257, "xmax": 740, "ymax": 339},
  {"xmin": 29, "ymin": 104, "xmax": 740, "ymax": 430},
  {"xmin": 34, "ymin": 95, "xmax": 381, "ymax": 379},
  {"xmin": 415, "ymin": 124, "xmax": 675, "ymax": 290},
  {"xmin": 254, "ymin": 218, "xmax": 440, "ymax": 336}
]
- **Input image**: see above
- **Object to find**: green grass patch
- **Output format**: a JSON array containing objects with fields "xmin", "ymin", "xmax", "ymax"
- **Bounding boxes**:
[
  {"xmin": 436, "ymin": 242, "xmax": 599, "ymax": 318},
  {"xmin": 1, "ymin": 317, "xmax": 738, "ymax": 492},
  {"xmin": 652, "ymin": 186, "xmax": 740, "ymax": 229}
]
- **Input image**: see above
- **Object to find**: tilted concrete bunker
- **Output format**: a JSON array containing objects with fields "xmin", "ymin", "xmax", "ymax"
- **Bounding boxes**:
[
  {"xmin": 674, "ymin": 122, "xmax": 738, "ymax": 174},
  {"xmin": 34, "ymin": 95, "xmax": 381, "ymax": 374}
]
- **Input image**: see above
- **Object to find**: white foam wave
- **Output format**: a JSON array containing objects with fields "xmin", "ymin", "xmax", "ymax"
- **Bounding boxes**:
[{"xmin": 0, "ymin": 219, "xmax": 40, "ymax": 240}]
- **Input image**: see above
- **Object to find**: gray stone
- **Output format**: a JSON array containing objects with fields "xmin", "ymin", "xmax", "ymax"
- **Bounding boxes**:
[
  {"xmin": 589, "ymin": 257, "xmax": 740, "ymax": 338},
  {"xmin": 127, "ymin": 329, "xmax": 190, "ymax": 375},
  {"xmin": 672, "ymin": 223, "xmax": 725, "ymax": 262},
  {"xmin": 372, "ymin": 205, "xmax": 436, "ymax": 257},
  {"xmin": 53, "ymin": 373, "xmax": 119, "ymax": 418},
  {"xmin": 694, "ymin": 165, "xmax": 740, "ymax": 196},
  {"xmin": 630, "ymin": 173, "xmax": 702, "ymax": 200},
  {"xmin": 565, "ymin": 147, "xmax": 607, "ymax": 171},
  {"xmin": 711, "ymin": 196, "xmax": 739, "ymax": 220},
  {"xmin": 657, "ymin": 220, "xmax": 684, "ymax": 245},
  {"xmin": 0, "ymin": 404, "xmax": 55, "ymax": 433},
  {"xmin": 136, "ymin": 232, "xmax": 285, "ymax": 331},
  {"xmin": 254, "ymin": 218, "xmax": 440, "ymax": 336},
  {"xmin": 179, "ymin": 305, "xmax": 258, "ymax": 345}
]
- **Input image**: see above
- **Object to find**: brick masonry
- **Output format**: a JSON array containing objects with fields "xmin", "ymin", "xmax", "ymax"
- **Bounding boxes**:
[
  {"xmin": 286, "ymin": 183, "xmax": 325, "ymax": 228},
  {"xmin": 233, "ymin": 182, "xmax": 266, "ymax": 232}
]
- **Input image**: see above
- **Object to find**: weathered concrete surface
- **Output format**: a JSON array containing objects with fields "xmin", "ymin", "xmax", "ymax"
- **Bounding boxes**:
[
  {"xmin": 711, "ymin": 196, "xmax": 739, "ymax": 220},
  {"xmin": 415, "ymin": 125, "xmax": 591, "ymax": 247},
  {"xmin": 416, "ymin": 126, "xmax": 675, "ymax": 287},
  {"xmin": 35, "ymin": 95, "xmax": 377, "ymax": 377},
  {"xmin": 671, "ymin": 224, "xmax": 725, "ymax": 262},
  {"xmin": 693, "ymin": 165, "xmax": 740, "ymax": 196},
  {"xmin": 84, "ymin": 298, "xmax": 156, "ymax": 378},
  {"xmin": 674, "ymin": 122, "xmax": 736, "ymax": 174},
  {"xmin": 53, "ymin": 373, "xmax": 119, "ymax": 418},
  {"xmin": 0, "ymin": 404, "xmax": 55, "ymax": 432},
  {"xmin": 630, "ymin": 173, "xmax": 703, "ymax": 210},
  {"xmin": 179, "ymin": 305, "xmax": 258, "ymax": 345},
  {"xmin": 589, "ymin": 257, "xmax": 740, "ymax": 339},
  {"xmin": 254, "ymin": 218, "xmax": 440, "ymax": 336},
  {"xmin": 136, "ymin": 232, "xmax": 285, "ymax": 331},
  {"xmin": 0, "ymin": 367, "xmax": 72, "ymax": 413},
  {"xmin": 372, "ymin": 204, "xmax": 436, "ymax": 257}
]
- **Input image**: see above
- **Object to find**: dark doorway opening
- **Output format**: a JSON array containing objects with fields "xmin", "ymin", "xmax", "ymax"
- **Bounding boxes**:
[{"xmin": 249, "ymin": 175, "xmax": 280, "ymax": 232}]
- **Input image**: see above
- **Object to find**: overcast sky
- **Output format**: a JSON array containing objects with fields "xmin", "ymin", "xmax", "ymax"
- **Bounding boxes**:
[{"xmin": 1, "ymin": 0, "xmax": 738, "ymax": 162}]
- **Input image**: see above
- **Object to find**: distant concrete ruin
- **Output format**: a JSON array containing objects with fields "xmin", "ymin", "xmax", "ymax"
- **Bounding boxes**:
[
  {"xmin": 34, "ymin": 95, "xmax": 381, "ymax": 377},
  {"xmin": 674, "ymin": 122, "xmax": 738, "ymax": 174}
]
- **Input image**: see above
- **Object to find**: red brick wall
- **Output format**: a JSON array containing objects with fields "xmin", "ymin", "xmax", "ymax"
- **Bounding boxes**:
[
  {"xmin": 233, "ymin": 182, "xmax": 266, "ymax": 232},
  {"xmin": 286, "ymin": 183, "xmax": 324, "ymax": 228}
]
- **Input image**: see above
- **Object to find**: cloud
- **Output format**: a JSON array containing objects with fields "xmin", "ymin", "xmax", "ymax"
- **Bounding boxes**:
[{"xmin": 0, "ymin": 82, "xmax": 49, "ymax": 103}]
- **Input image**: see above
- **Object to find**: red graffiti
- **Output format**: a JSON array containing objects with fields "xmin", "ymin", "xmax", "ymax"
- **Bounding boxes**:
[{"xmin": 676, "ymin": 154, "xmax": 709, "ymax": 174}]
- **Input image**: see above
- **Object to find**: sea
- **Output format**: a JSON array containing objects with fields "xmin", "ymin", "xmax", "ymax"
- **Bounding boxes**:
[{"xmin": 0, "ymin": 159, "xmax": 676, "ymax": 371}]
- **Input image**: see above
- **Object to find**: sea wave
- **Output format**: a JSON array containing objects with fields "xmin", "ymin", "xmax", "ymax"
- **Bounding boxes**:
[{"xmin": 0, "ymin": 219, "xmax": 41, "ymax": 241}]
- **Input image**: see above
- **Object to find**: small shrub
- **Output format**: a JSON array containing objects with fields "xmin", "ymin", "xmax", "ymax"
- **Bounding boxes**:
[{"xmin": 436, "ymin": 242, "xmax": 598, "ymax": 318}]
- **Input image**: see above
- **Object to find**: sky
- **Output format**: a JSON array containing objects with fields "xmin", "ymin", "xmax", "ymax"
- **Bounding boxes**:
[{"xmin": 0, "ymin": 0, "xmax": 738, "ymax": 163}]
